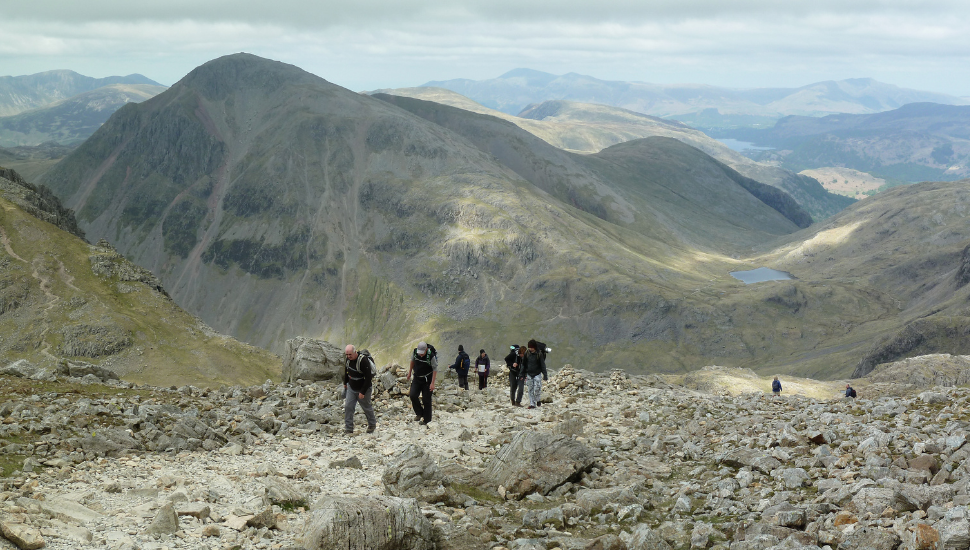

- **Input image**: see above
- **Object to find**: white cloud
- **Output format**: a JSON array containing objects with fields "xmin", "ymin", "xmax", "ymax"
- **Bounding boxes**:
[{"xmin": 0, "ymin": 1, "xmax": 968, "ymax": 94}]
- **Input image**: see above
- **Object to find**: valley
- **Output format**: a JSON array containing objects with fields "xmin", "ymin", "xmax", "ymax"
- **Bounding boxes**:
[{"xmin": 12, "ymin": 53, "xmax": 965, "ymax": 382}]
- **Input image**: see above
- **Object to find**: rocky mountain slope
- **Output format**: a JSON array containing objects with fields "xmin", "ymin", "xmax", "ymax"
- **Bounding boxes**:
[
  {"xmin": 423, "ymin": 69, "xmax": 970, "ymax": 126},
  {"xmin": 0, "ymin": 355, "xmax": 968, "ymax": 549},
  {"xmin": 0, "ymin": 84, "xmax": 166, "ymax": 146},
  {"xmin": 0, "ymin": 70, "xmax": 161, "ymax": 117},
  {"xmin": 0, "ymin": 167, "xmax": 279, "ymax": 386},
  {"xmin": 41, "ymin": 53, "xmax": 830, "ymax": 374},
  {"xmin": 373, "ymin": 88, "xmax": 853, "ymax": 220},
  {"xmin": 722, "ymin": 103, "xmax": 970, "ymax": 184}
]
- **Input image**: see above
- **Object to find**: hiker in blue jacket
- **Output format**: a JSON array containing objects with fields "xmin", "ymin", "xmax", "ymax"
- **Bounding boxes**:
[
  {"xmin": 451, "ymin": 345, "xmax": 471, "ymax": 390},
  {"xmin": 772, "ymin": 376, "xmax": 782, "ymax": 395}
]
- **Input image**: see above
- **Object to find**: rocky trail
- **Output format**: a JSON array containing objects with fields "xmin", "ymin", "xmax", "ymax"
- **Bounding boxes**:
[{"xmin": 0, "ymin": 358, "xmax": 968, "ymax": 550}]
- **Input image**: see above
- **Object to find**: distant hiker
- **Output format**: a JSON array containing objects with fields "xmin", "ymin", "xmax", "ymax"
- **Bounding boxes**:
[
  {"xmin": 772, "ymin": 376, "xmax": 782, "ymax": 396},
  {"xmin": 505, "ymin": 345, "xmax": 525, "ymax": 406},
  {"xmin": 407, "ymin": 342, "xmax": 438, "ymax": 426},
  {"xmin": 343, "ymin": 345, "xmax": 377, "ymax": 434},
  {"xmin": 845, "ymin": 384, "xmax": 857, "ymax": 398},
  {"xmin": 475, "ymin": 349, "xmax": 490, "ymax": 390},
  {"xmin": 450, "ymin": 345, "xmax": 471, "ymax": 391},
  {"xmin": 519, "ymin": 339, "xmax": 548, "ymax": 409}
]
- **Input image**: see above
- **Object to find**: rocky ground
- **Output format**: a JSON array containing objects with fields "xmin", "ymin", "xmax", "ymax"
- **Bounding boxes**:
[{"xmin": 0, "ymin": 360, "xmax": 967, "ymax": 550}]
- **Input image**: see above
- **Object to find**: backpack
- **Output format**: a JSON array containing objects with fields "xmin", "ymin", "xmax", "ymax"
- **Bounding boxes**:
[
  {"xmin": 848, "ymin": 388, "xmax": 857, "ymax": 398},
  {"xmin": 536, "ymin": 341, "xmax": 548, "ymax": 361},
  {"xmin": 413, "ymin": 344, "xmax": 438, "ymax": 378},
  {"xmin": 355, "ymin": 349, "xmax": 377, "ymax": 377}
]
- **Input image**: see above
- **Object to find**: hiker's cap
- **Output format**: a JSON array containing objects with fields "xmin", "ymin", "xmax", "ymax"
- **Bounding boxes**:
[{"xmin": 417, "ymin": 342, "xmax": 428, "ymax": 353}]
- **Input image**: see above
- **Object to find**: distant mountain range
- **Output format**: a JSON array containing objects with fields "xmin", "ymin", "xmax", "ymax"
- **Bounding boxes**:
[
  {"xmin": 422, "ymin": 69, "xmax": 970, "ymax": 128},
  {"xmin": 38, "ymin": 54, "xmax": 970, "ymax": 377},
  {"xmin": 0, "ymin": 69, "xmax": 162, "ymax": 117},
  {"xmin": 0, "ymin": 84, "xmax": 166, "ymax": 146},
  {"xmin": 371, "ymin": 87, "xmax": 852, "ymax": 220},
  {"xmin": 722, "ymin": 103, "xmax": 970, "ymax": 183}
]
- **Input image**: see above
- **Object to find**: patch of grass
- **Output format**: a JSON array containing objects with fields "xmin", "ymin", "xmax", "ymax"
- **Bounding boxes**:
[
  {"xmin": 0, "ymin": 454, "xmax": 27, "ymax": 477},
  {"xmin": 451, "ymin": 483, "xmax": 501, "ymax": 504},
  {"xmin": 278, "ymin": 499, "xmax": 308, "ymax": 512}
]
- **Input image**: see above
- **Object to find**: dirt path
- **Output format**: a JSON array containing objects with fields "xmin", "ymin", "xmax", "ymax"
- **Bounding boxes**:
[{"xmin": 0, "ymin": 226, "xmax": 26, "ymax": 263}]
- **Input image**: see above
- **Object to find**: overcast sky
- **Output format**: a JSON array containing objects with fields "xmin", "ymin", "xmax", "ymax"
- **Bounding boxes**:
[{"xmin": 1, "ymin": 0, "xmax": 968, "ymax": 96}]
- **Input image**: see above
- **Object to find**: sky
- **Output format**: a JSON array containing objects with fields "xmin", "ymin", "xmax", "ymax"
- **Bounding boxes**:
[{"xmin": 1, "ymin": 0, "xmax": 969, "ymax": 96}]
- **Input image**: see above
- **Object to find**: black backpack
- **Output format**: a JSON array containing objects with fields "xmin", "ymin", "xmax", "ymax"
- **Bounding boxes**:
[{"xmin": 536, "ymin": 341, "xmax": 548, "ymax": 361}]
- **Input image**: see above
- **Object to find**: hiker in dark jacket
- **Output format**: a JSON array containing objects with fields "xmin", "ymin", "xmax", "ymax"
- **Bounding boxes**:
[
  {"xmin": 505, "ymin": 346, "xmax": 525, "ymax": 406},
  {"xmin": 451, "ymin": 345, "xmax": 471, "ymax": 390},
  {"xmin": 518, "ymin": 339, "xmax": 547, "ymax": 409},
  {"xmin": 845, "ymin": 384, "xmax": 857, "ymax": 398},
  {"xmin": 772, "ymin": 376, "xmax": 782, "ymax": 396},
  {"xmin": 407, "ymin": 342, "xmax": 438, "ymax": 425},
  {"xmin": 343, "ymin": 345, "xmax": 377, "ymax": 434},
  {"xmin": 475, "ymin": 349, "xmax": 490, "ymax": 390}
]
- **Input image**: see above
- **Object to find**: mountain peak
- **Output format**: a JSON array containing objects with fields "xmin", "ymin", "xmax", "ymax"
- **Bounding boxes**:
[{"xmin": 177, "ymin": 53, "xmax": 331, "ymax": 99}]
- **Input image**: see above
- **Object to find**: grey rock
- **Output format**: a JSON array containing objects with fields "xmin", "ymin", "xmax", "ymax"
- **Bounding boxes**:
[
  {"xmin": 938, "ymin": 518, "xmax": 970, "ymax": 550},
  {"xmin": 330, "ymin": 455, "xmax": 364, "ymax": 469},
  {"xmin": 762, "ymin": 503, "xmax": 806, "ymax": 529},
  {"xmin": 839, "ymin": 526, "xmax": 901, "ymax": 549},
  {"xmin": 774, "ymin": 468, "xmax": 810, "ymax": 489},
  {"xmin": 851, "ymin": 487, "xmax": 915, "ymax": 516},
  {"xmin": 626, "ymin": 524, "xmax": 672, "ymax": 550},
  {"xmin": 259, "ymin": 476, "xmax": 308, "ymax": 508},
  {"xmin": 301, "ymin": 495, "xmax": 435, "ymax": 550},
  {"xmin": 282, "ymin": 338, "xmax": 344, "ymax": 383},
  {"xmin": 0, "ymin": 359, "xmax": 36, "ymax": 378},
  {"xmin": 382, "ymin": 444, "xmax": 456, "ymax": 505},
  {"xmin": 717, "ymin": 448, "xmax": 783, "ymax": 474},
  {"xmin": 0, "ymin": 520, "xmax": 44, "ymax": 550},
  {"xmin": 575, "ymin": 486, "xmax": 639, "ymax": 513},
  {"xmin": 146, "ymin": 503, "xmax": 179, "ymax": 535},
  {"xmin": 481, "ymin": 430, "xmax": 596, "ymax": 497}
]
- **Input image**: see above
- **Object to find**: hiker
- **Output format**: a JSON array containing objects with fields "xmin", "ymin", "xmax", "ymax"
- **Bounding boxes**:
[
  {"xmin": 407, "ymin": 342, "xmax": 438, "ymax": 426},
  {"xmin": 845, "ymin": 384, "xmax": 857, "ymax": 398},
  {"xmin": 772, "ymin": 376, "xmax": 782, "ymax": 396},
  {"xmin": 450, "ymin": 344, "xmax": 471, "ymax": 391},
  {"xmin": 343, "ymin": 345, "xmax": 377, "ymax": 434},
  {"xmin": 519, "ymin": 339, "xmax": 547, "ymax": 409},
  {"xmin": 475, "ymin": 349, "xmax": 490, "ymax": 390},
  {"xmin": 505, "ymin": 345, "xmax": 524, "ymax": 406}
]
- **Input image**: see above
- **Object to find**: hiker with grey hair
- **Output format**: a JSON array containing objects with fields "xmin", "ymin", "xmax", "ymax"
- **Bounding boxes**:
[{"xmin": 343, "ymin": 345, "xmax": 377, "ymax": 434}]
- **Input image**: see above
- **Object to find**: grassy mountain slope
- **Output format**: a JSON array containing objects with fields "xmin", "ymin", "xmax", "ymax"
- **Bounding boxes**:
[
  {"xmin": 0, "ymin": 84, "xmax": 166, "ymax": 146},
  {"xmin": 423, "ymin": 70, "xmax": 970, "ymax": 122},
  {"xmin": 375, "ymin": 87, "xmax": 853, "ymax": 220},
  {"xmin": 0, "ymin": 168, "xmax": 279, "ymax": 386},
  {"xmin": 0, "ymin": 70, "xmax": 161, "ymax": 117},
  {"xmin": 372, "ymin": 93, "xmax": 810, "ymax": 235},
  {"xmin": 725, "ymin": 103, "xmax": 970, "ymax": 182},
  {"xmin": 40, "ymin": 53, "xmax": 822, "ymax": 374}
]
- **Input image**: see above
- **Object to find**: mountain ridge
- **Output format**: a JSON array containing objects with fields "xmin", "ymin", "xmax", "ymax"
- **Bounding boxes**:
[
  {"xmin": 0, "ymin": 70, "xmax": 163, "ymax": 117},
  {"xmin": 422, "ymin": 70, "xmax": 970, "ymax": 126}
]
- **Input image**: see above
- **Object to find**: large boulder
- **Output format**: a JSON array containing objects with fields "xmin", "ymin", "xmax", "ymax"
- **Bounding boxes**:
[
  {"xmin": 300, "ymin": 496, "xmax": 435, "ymax": 550},
  {"xmin": 283, "ymin": 338, "xmax": 344, "ymax": 383},
  {"xmin": 382, "ymin": 445, "xmax": 457, "ymax": 505},
  {"xmin": 480, "ymin": 430, "xmax": 596, "ymax": 497}
]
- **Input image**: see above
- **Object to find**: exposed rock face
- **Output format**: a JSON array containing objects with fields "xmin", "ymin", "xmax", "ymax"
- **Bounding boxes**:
[
  {"xmin": 300, "ymin": 496, "xmax": 435, "ymax": 550},
  {"xmin": 0, "ymin": 167, "xmax": 85, "ymax": 239},
  {"xmin": 481, "ymin": 430, "xmax": 596, "ymax": 497},
  {"xmin": 282, "ymin": 337, "xmax": 344, "ymax": 382},
  {"xmin": 867, "ymin": 354, "xmax": 970, "ymax": 388},
  {"xmin": 382, "ymin": 444, "xmax": 455, "ymax": 504}
]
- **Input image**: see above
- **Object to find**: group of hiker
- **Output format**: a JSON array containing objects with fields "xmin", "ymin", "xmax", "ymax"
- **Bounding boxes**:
[{"xmin": 341, "ymin": 339, "xmax": 549, "ymax": 434}]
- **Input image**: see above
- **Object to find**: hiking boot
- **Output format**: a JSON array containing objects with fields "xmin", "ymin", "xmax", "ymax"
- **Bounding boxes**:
[
  {"xmin": 344, "ymin": 429, "xmax": 353, "ymax": 434},
  {"xmin": 414, "ymin": 416, "xmax": 422, "ymax": 422},
  {"xmin": 527, "ymin": 405, "xmax": 535, "ymax": 409},
  {"xmin": 366, "ymin": 425, "xmax": 376, "ymax": 433},
  {"xmin": 419, "ymin": 419, "xmax": 432, "ymax": 426}
]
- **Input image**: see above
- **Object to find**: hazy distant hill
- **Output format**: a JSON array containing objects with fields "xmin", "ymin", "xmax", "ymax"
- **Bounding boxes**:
[
  {"xmin": 725, "ymin": 103, "xmax": 970, "ymax": 183},
  {"xmin": 0, "ymin": 84, "xmax": 166, "ymax": 146},
  {"xmin": 0, "ymin": 70, "xmax": 162, "ymax": 117},
  {"xmin": 0, "ymin": 168, "xmax": 279, "ymax": 386},
  {"xmin": 42, "ymin": 53, "xmax": 819, "ymax": 373},
  {"xmin": 423, "ymin": 69, "xmax": 970, "ymax": 128},
  {"xmin": 375, "ymin": 87, "xmax": 853, "ymax": 220},
  {"xmin": 0, "ymin": 143, "xmax": 73, "ymax": 185}
]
